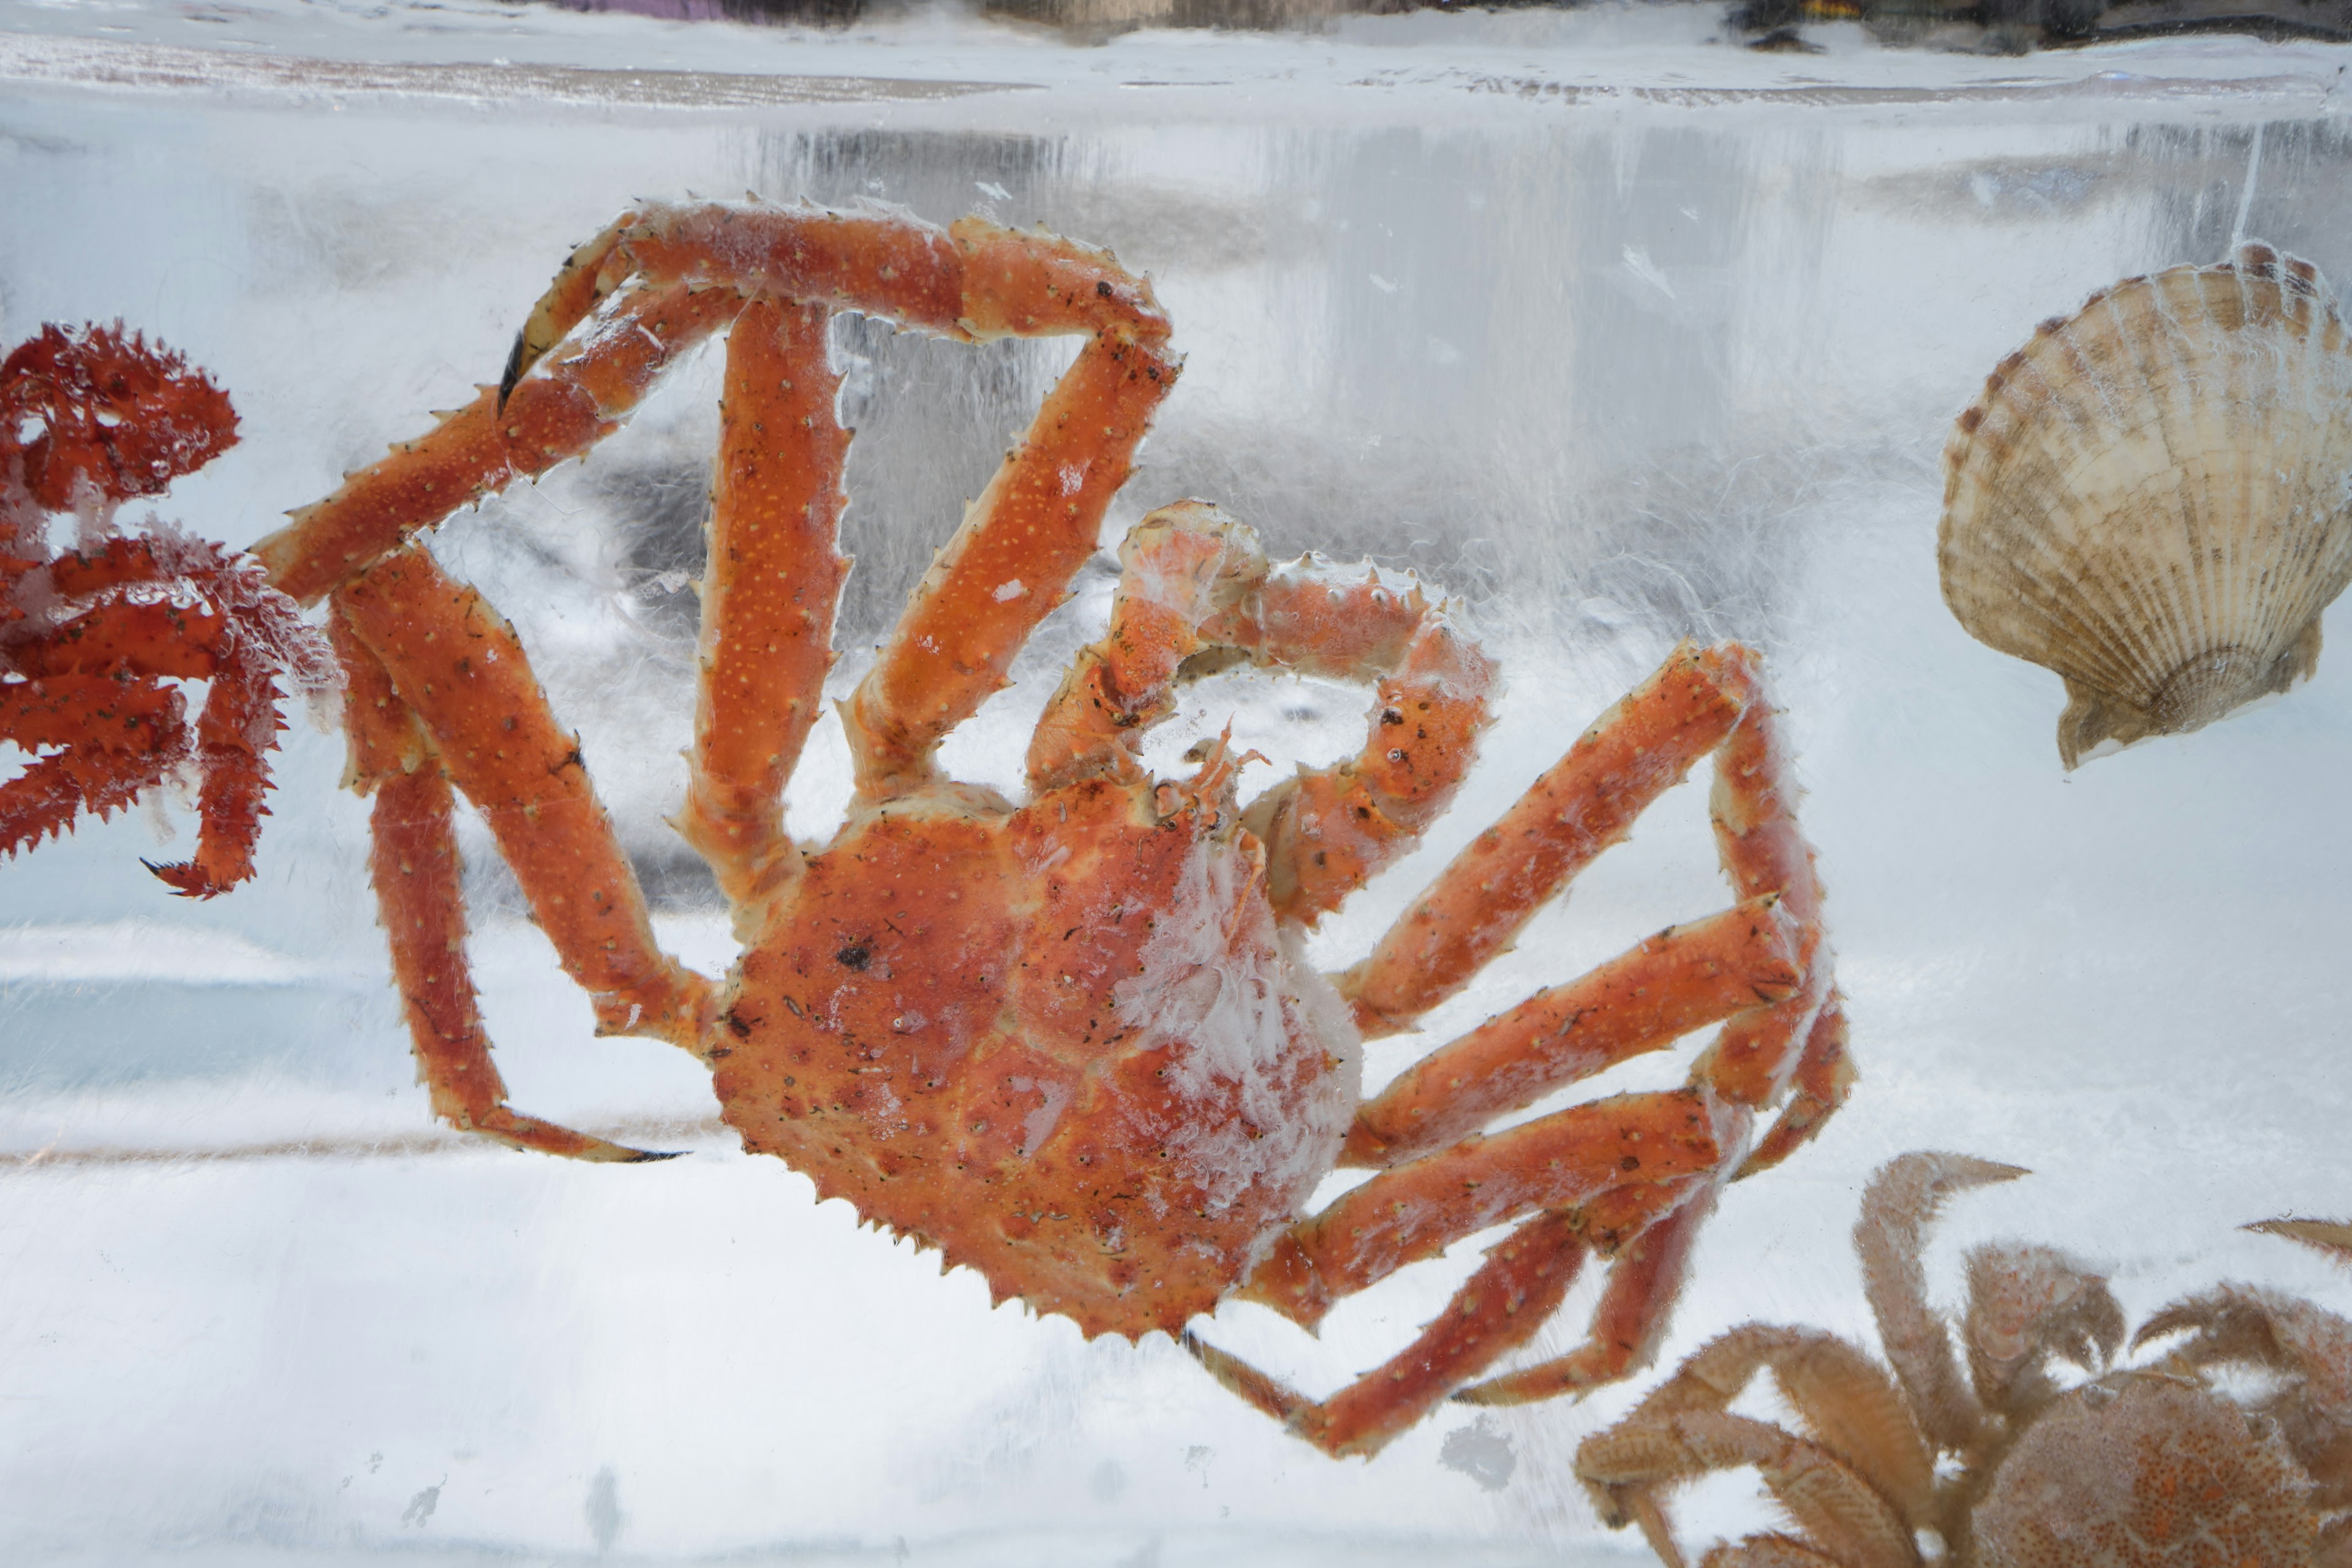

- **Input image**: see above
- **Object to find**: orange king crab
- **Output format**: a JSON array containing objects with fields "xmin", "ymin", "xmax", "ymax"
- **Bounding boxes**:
[
  {"xmin": 1577, "ymin": 1153, "xmax": 2352, "ymax": 1566},
  {"xmin": 1, "ymin": 323, "xmax": 333, "ymax": 891},
  {"xmin": 10, "ymin": 200, "xmax": 1853, "ymax": 1457}
]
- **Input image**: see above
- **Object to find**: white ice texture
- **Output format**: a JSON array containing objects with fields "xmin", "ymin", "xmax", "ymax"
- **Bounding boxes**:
[{"xmin": 2, "ymin": 0, "xmax": 2351, "ymax": 1561}]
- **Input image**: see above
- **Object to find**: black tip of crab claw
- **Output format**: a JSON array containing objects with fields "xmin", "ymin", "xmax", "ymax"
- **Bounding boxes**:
[
  {"xmin": 143, "ymin": 858, "xmax": 228, "ymax": 900},
  {"xmin": 496, "ymin": 326, "xmax": 530, "ymax": 414}
]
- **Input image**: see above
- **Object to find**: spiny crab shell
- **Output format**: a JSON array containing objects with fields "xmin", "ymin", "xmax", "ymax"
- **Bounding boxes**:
[{"xmin": 715, "ymin": 756, "xmax": 1362, "ymax": 1336}]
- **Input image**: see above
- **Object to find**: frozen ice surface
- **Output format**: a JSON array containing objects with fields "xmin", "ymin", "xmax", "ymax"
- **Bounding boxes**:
[{"xmin": 3, "ymin": 0, "xmax": 2351, "ymax": 1561}]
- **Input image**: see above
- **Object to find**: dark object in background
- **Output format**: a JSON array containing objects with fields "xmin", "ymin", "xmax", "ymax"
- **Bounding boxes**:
[
  {"xmin": 519, "ymin": 0, "xmax": 2350, "ymax": 42},
  {"xmin": 545, "ymin": 0, "xmax": 867, "ymax": 23},
  {"xmin": 1733, "ymin": 0, "xmax": 2348, "ymax": 49}
]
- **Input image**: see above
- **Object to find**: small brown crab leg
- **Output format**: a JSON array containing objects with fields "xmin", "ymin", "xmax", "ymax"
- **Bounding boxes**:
[
  {"xmin": 334, "ymin": 620, "xmax": 660, "ymax": 1161},
  {"xmin": 674, "ymin": 298, "xmax": 849, "ymax": 930},
  {"xmin": 333, "ymin": 547, "xmax": 712, "ymax": 1052}
]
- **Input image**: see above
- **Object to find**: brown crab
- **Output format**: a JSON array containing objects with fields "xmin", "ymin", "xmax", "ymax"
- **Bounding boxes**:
[{"xmin": 1577, "ymin": 1150, "xmax": 2352, "ymax": 1565}]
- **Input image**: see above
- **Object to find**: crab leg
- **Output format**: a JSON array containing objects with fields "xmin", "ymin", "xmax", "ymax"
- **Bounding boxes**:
[
  {"xmin": 333, "ymin": 546, "xmax": 712, "ymax": 1052},
  {"xmin": 674, "ymin": 298, "xmax": 848, "ymax": 930},
  {"xmin": 334, "ymin": 622, "xmax": 662, "ymax": 1161},
  {"xmin": 7, "ymin": 541, "xmax": 311, "ymax": 894},
  {"xmin": 1237, "ymin": 1087, "xmax": 1721, "ymax": 1329},
  {"xmin": 1737, "ymin": 1000, "xmax": 1854, "ymax": 1181},
  {"xmin": 1342, "ymin": 896, "xmax": 1803, "ymax": 1168},
  {"xmin": 1460, "ymin": 1177, "xmax": 1721, "ymax": 1406},
  {"xmin": 522, "ymin": 204, "xmax": 1167, "ymax": 366},
  {"xmin": 256, "ymin": 281, "xmax": 745, "ymax": 605},
  {"xmin": 1701, "ymin": 688, "xmax": 1838, "ymax": 1110},
  {"xmin": 1025, "ymin": 500, "xmax": 1496, "ymax": 918},
  {"xmin": 1192, "ymin": 1174, "xmax": 1719, "ymax": 1460},
  {"xmin": 842, "ymin": 328, "xmax": 1179, "ymax": 794},
  {"xmin": 1338, "ymin": 643, "xmax": 1763, "ymax": 1036},
  {"xmin": 1, "ymin": 675, "xmax": 184, "ymax": 855},
  {"xmin": 1188, "ymin": 1210, "xmax": 1593, "ymax": 1459}
]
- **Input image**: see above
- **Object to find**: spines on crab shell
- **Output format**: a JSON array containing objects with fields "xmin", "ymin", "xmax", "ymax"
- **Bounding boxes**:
[
  {"xmin": 1, "ymin": 318, "xmax": 329, "ymax": 895},
  {"xmin": 0, "ymin": 322, "xmax": 238, "ymax": 508},
  {"xmin": 0, "ymin": 676, "xmax": 186, "ymax": 858}
]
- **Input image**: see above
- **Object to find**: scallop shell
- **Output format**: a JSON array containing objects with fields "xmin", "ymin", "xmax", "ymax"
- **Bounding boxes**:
[{"xmin": 1940, "ymin": 243, "xmax": 2352, "ymax": 767}]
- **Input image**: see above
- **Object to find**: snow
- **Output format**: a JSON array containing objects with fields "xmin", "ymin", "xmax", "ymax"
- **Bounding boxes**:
[{"xmin": 2, "ymin": 0, "xmax": 2351, "ymax": 1562}]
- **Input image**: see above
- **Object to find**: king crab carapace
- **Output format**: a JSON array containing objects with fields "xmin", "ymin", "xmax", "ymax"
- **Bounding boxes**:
[{"xmin": 11, "ymin": 200, "xmax": 1852, "ymax": 1456}]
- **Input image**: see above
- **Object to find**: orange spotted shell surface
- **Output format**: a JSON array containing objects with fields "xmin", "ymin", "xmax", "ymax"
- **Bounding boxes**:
[{"xmin": 713, "ymin": 771, "xmax": 1361, "ymax": 1340}]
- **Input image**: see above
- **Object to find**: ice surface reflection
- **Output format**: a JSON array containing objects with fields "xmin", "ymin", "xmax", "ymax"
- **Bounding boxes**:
[{"xmin": 2, "ymin": 11, "xmax": 2350, "ymax": 1563}]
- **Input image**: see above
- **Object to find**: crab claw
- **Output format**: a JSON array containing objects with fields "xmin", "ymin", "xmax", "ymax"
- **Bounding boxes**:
[{"xmin": 2249, "ymin": 1218, "xmax": 2352, "ymax": 1268}]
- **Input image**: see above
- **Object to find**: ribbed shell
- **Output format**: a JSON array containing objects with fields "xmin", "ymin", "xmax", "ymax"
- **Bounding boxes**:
[{"xmin": 1940, "ymin": 243, "xmax": 2352, "ymax": 768}]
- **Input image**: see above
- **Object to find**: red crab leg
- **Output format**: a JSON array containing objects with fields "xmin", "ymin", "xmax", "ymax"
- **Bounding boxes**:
[
  {"xmin": 841, "ymin": 328, "xmax": 1178, "ymax": 795},
  {"xmin": 254, "ymin": 281, "xmax": 744, "ymax": 605},
  {"xmin": 1736, "ymin": 1000, "xmax": 1854, "ymax": 1180},
  {"xmin": 674, "ymin": 297, "xmax": 848, "ymax": 927},
  {"xmin": 257, "ymin": 198, "xmax": 1174, "ymax": 609},
  {"xmin": 1191, "ymin": 1175, "xmax": 1716, "ymax": 1460},
  {"xmin": 1698, "ymin": 680, "xmax": 1839, "ymax": 1111},
  {"xmin": 6, "ymin": 586, "xmax": 287, "ymax": 895},
  {"xmin": 1342, "ymin": 895, "xmax": 1803, "ymax": 1168},
  {"xmin": 1, "ymin": 675, "xmax": 184, "ymax": 856},
  {"xmin": 1457, "ymin": 1177, "xmax": 1720, "ymax": 1405},
  {"xmin": 145, "ymin": 655, "xmax": 282, "ymax": 897},
  {"xmin": 334, "ymin": 620, "xmax": 664, "ymax": 1161},
  {"xmin": 1338, "ymin": 643, "xmax": 1762, "ymax": 1036},
  {"xmin": 1024, "ymin": 500, "xmax": 1497, "ymax": 920},
  {"xmin": 516, "ymin": 203, "xmax": 1169, "ymax": 379},
  {"xmin": 1188, "ymin": 1210, "xmax": 1592, "ymax": 1459},
  {"xmin": 333, "ymin": 546, "xmax": 713, "ymax": 1052},
  {"xmin": 1238, "ymin": 1087, "xmax": 1721, "ymax": 1329}
]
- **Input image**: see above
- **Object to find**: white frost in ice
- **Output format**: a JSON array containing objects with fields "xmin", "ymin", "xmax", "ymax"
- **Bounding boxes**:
[
  {"xmin": 1111, "ymin": 835, "xmax": 1360, "ymax": 1216},
  {"xmin": 0, "ymin": 921, "xmax": 326, "ymax": 986},
  {"xmin": 991, "ymin": 578, "xmax": 1025, "ymax": 603}
]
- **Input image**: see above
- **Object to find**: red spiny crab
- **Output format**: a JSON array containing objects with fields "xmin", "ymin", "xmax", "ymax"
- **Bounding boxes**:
[
  {"xmin": 16, "ymin": 201, "xmax": 1852, "ymax": 1456},
  {"xmin": 1577, "ymin": 1151, "xmax": 2352, "ymax": 1565},
  {"xmin": 1, "ymin": 323, "xmax": 331, "ymax": 893}
]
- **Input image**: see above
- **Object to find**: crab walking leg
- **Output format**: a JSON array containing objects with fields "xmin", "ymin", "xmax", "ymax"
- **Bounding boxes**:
[
  {"xmin": 333, "ymin": 548, "xmax": 713, "ymax": 1052},
  {"xmin": 1, "ymin": 675, "xmax": 183, "ymax": 854},
  {"xmin": 674, "ymin": 298, "xmax": 849, "ymax": 929},
  {"xmin": 1343, "ymin": 897, "xmax": 1803, "ymax": 1168},
  {"xmin": 1738, "ymin": 1000, "xmax": 1855, "ymax": 1180},
  {"xmin": 334, "ymin": 623, "xmax": 662, "ymax": 1161},
  {"xmin": 1025, "ymin": 500, "xmax": 1496, "ymax": 918},
  {"xmin": 1579, "ymin": 1409, "xmax": 1921, "ymax": 1568},
  {"xmin": 1188, "ymin": 1212, "xmax": 1593, "ymax": 1460},
  {"xmin": 1237, "ymin": 1087, "xmax": 1721, "ymax": 1329},
  {"xmin": 1340, "ymin": 643, "xmax": 1763, "ymax": 1036},
  {"xmin": 1701, "ymin": 673, "xmax": 1840, "ymax": 1110},
  {"xmin": 843, "ymin": 330, "xmax": 1180, "ymax": 794},
  {"xmin": 1460, "ymin": 1175, "xmax": 1722, "ymax": 1405},
  {"xmin": 510, "ymin": 204, "xmax": 1170, "ymax": 385},
  {"xmin": 1232, "ymin": 568, "xmax": 1496, "ymax": 923},
  {"xmin": 254, "ymin": 281, "xmax": 744, "ymax": 605}
]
